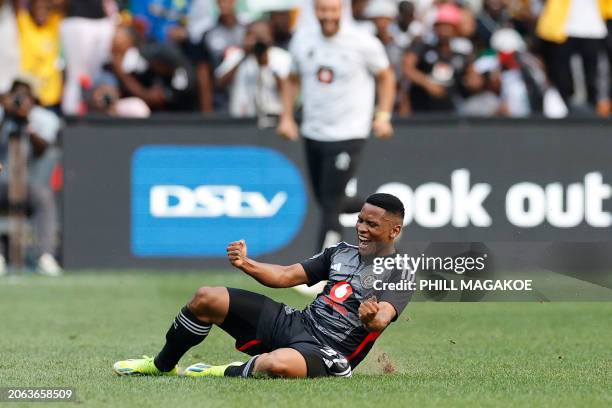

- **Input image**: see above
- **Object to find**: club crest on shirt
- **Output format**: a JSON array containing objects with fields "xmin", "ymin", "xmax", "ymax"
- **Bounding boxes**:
[
  {"xmin": 317, "ymin": 66, "xmax": 335, "ymax": 84},
  {"xmin": 361, "ymin": 273, "xmax": 376, "ymax": 289}
]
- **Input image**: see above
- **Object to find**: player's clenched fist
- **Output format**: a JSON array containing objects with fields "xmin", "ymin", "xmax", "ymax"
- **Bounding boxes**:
[
  {"xmin": 226, "ymin": 240, "xmax": 247, "ymax": 268},
  {"xmin": 358, "ymin": 297, "xmax": 380, "ymax": 326}
]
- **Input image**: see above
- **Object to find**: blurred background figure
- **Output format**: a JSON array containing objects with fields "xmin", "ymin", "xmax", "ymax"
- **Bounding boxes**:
[
  {"xmin": 403, "ymin": 2, "xmax": 473, "ymax": 113},
  {"xmin": 537, "ymin": 0, "xmax": 607, "ymax": 112},
  {"xmin": 491, "ymin": 28, "xmax": 546, "ymax": 118},
  {"xmin": 60, "ymin": 0, "xmax": 115, "ymax": 115},
  {"xmin": 215, "ymin": 19, "xmax": 291, "ymax": 124},
  {"xmin": 0, "ymin": 0, "xmax": 21, "ymax": 95},
  {"xmin": 0, "ymin": 78, "xmax": 62, "ymax": 276},
  {"xmin": 83, "ymin": 71, "xmax": 151, "ymax": 118},
  {"xmin": 462, "ymin": 27, "xmax": 549, "ymax": 118},
  {"xmin": 474, "ymin": 0, "xmax": 536, "ymax": 51},
  {"xmin": 391, "ymin": 0, "xmax": 423, "ymax": 49},
  {"xmin": 268, "ymin": 6, "xmax": 294, "ymax": 49},
  {"xmin": 392, "ymin": 0, "xmax": 423, "ymax": 115},
  {"xmin": 365, "ymin": 0, "xmax": 407, "ymax": 112},
  {"xmin": 16, "ymin": 0, "xmax": 63, "ymax": 111},
  {"xmin": 192, "ymin": 0, "xmax": 246, "ymax": 113},
  {"xmin": 111, "ymin": 27, "xmax": 198, "ymax": 112},
  {"xmin": 352, "ymin": 0, "xmax": 376, "ymax": 33}
]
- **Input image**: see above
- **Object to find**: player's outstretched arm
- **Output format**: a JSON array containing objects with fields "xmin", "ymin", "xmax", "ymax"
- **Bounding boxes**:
[{"xmin": 226, "ymin": 240, "xmax": 309, "ymax": 288}]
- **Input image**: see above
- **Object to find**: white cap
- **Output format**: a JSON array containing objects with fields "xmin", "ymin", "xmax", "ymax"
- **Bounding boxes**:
[
  {"xmin": 364, "ymin": 0, "xmax": 398, "ymax": 19},
  {"xmin": 491, "ymin": 28, "xmax": 526, "ymax": 53}
]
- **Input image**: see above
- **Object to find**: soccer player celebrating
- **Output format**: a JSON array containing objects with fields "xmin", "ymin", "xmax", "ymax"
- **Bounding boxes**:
[{"xmin": 113, "ymin": 193, "xmax": 413, "ymax": 378}]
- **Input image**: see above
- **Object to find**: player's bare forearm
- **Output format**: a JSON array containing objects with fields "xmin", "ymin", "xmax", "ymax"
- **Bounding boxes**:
[
  {"xmin": 403, "ymin": 53, "xmax": 433, "ymax": 89},
  {"xmin": 280, "ymin": 74, "xmax": 300, "ymax": 120},
  {"xmin": 239, "ymin": 259, "xmax": 308, "ymax": 289},
  {"xmin": 375, "ymin": 67, "xmax": 396, "ymax": 115},
  {"xmin": 226, "ymin": 240, "xmax": 308, "ymax": 288}
]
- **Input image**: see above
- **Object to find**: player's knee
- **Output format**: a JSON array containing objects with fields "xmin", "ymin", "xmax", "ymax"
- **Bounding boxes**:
[
  {"xmin": 188, "ymin": 286, "xmax": 215, "ymax": 313},
  {"xmin": 259, "ymin": 354, "xmax": 292, "ymax": 378}
]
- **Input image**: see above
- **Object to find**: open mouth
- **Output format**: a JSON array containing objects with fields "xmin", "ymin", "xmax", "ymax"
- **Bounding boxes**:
[{"xmin": 358, "ymin": 236, "xmax": 371, "ymax": 250}]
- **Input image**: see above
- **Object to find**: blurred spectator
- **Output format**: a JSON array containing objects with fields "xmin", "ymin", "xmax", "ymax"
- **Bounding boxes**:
[
  {"xmin": 269, "ymin": 8, "xmax": 293, "ymax": 49},
  {"xmin": 420, "ymin": 0, "xmax": 476, "ymax": 41},
  {"xmin": 366, "ymin": 0, "xmax": 407, "ymax": 113},
  {"xmin": 390, "ymin": 1, "xmax": 423, "ymax": 49},
  {"xmin": 461, "ymin": 54, "xmax": 504, "ymax": 116},
  {"xmin": 403, "ymin": 3, "xmax": 473, "ymax": 112},
  {"xmin": 112, "ymin": 27, "xmax": 198, "ymax": 111},
  {"xmin": 474, "ymin": 0, "xmax": 537, "ymax": 52},
  {"xmin": 474, "ymin": 0, "xmax": 513, "ymax": 50},
  {"xmin": 16, "ymin": 0, "xmax": 63, "ymax": 110},
  {"xmin": 391, "ymin": 0, "xmax": 424, "ymax": 114},
  {"xmin": 352, "ymin": 0, "xmax": 376, "ymax": 33},
  {"xmin": 84, "ymin": 71, "xmax": 151, "ymax": 118},
  {"xmin": 193, "ymin": 0, "xmax": 246, "ymax": 112},
  {"xmin": 366, "ymin": 0, "xmax": 402, "ymax": 72},
  {"xmin": 464, "ymin": 28, "xmax": 547, "ymax": 117},
  {"xmin": 536, "ymin": 0, "xmax": 607, "ymax": 109},
  {"xmin": 0, "ymin": 0, "xmax": 20, "ymax": 94},
  {"xmin": 0, "ymin": 78, "xmax": 62, "ymax": 276},
  {"xmin": 492, "ymin": 28, "xmax": 546, "ymax": 117},
  {"xmin": 61, "ymin": 0, "xmax": 115, "ymax": 115},
  {"xmin": 215, "ymin": 20, "xmax": 291, "ymax": 121}
]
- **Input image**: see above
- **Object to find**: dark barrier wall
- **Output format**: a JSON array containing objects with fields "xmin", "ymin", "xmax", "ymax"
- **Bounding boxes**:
[{"xmin": 63, "ymin": 117, "xmax": 612, "ymax": 274}]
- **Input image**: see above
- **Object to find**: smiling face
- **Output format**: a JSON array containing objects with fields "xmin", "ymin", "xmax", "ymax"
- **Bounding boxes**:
[
  {"xmin": 355, "ymin": 203, "xmax": 402, "ymax": 258},
  {"xmin": 315, "ymin": 0, "xmax": 342, "ymax": 37}
]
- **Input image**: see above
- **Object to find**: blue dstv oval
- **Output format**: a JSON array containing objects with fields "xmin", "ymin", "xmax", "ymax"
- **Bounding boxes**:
[{"xmin": 131, "ymin": 145, "xmax": 307, "ymax": 257}]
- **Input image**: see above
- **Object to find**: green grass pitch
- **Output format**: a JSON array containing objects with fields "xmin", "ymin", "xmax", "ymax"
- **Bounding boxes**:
[{"xmin": 0, "ymin": 272, "xmax": 610, "ymax": 407}]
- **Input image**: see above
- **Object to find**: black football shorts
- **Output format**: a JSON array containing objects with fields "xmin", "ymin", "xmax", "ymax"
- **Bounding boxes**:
[{"xmin": 218, "ymin": 287, "xmax": 351, "ymax": 378}]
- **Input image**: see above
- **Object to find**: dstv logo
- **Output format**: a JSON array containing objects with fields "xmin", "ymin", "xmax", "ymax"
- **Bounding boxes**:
[
  {"xmin": 131, "ymin": 145, "xmax": 306, "ymax": 257},
  {"xmin": 150, "ymin": 185, "xmax": 287, "ymax": 218}
]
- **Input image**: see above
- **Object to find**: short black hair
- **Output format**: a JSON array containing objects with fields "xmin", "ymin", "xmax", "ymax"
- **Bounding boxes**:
[{"xmin": 365, "ymin": 193, "xmax": 404, "ymax": 221}]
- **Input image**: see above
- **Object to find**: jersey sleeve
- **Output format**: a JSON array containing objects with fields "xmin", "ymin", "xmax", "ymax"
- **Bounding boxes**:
[
  {"xmin": 362, "ymin": 34, "xmax": 390, "ymax": 75},
  {"xmin": 270, "ymin": 48, "xmax": 292, "ymax": 79},
  {"xmin": 377, "ymin": 268, "xmax": 414, "ymax": 321},
  {"xmin": 299, "ymin": 247, "xmax": 334, "ymax": 286}
]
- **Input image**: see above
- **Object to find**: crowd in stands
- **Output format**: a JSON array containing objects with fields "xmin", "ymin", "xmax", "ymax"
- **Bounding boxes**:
[
  {"xmin": 1, "ymin": 0, "xmax": 612, "ymax": 121},
  {"xmin": 1, "ymin": 0, "xmax": 611, "ymax": 274}
]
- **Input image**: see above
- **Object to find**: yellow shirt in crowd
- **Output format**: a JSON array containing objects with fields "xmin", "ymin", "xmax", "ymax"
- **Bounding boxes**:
[
  {"xmin": 538, "ymin": 0, "xmax": 612, "ymax": 43},
  {"xmin": 601, "ymin": 0, "xmax": 612, "ymax": 20},
  {"xmin": 17, "ymin": 10, "xmax": 62, "ymax": 107}
]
